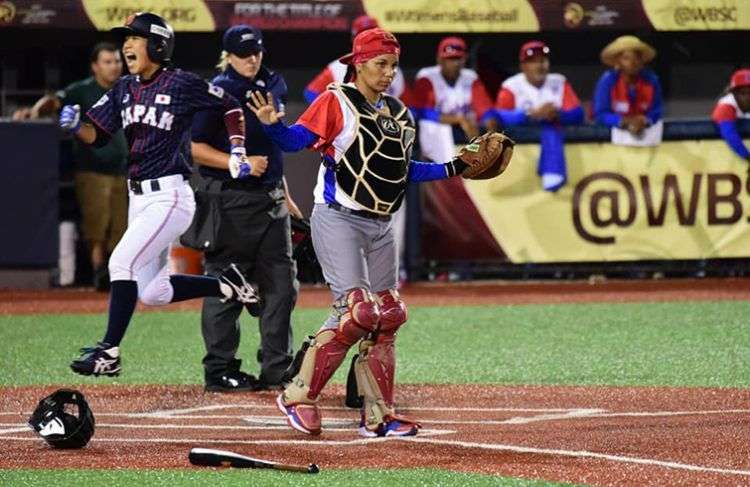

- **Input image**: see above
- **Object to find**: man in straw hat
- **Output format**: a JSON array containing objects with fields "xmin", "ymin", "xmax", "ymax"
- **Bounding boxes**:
[
  {"xmin": 593, "ymin": 35, "xmax": 663, "ymax": 137},
  {"xmin": 712, "ymin": 69, "xmax": 750, "ymax": 164}
]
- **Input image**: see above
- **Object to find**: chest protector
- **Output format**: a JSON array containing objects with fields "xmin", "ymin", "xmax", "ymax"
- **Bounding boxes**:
[{"xmin": 331, "ymin": 84, "xmax": 415, "ymax": 214}]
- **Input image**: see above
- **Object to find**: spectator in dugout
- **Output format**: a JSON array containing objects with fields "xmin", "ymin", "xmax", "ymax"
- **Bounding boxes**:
[
  {"xmin": 712, "ymin": 69, "xmax": 750, "ymax": 164},
  {"xmin": 410, "ymin": 36, "xmax": 495, "ymax": 163},
  {"xmin": 593, "ymin": 35, "xmax": 663, "ymax": 137},
  {"xmin": 493, "ymin": 41, "xmax": 583, "ymax": 192},
  {"xmin": 303, "ymin": 14, "xmax": 405, "ymax": 102}
]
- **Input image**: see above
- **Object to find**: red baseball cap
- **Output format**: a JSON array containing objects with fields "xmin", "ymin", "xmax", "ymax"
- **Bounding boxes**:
[
  {"xmin": 437, "ymin": 36, "xmax": 467, "ymax": 59},
  {"xmin": 519, "ymin": 40, "xmax": 550, "ymax": 62},
  {"xmin": 339, "ymin": 28, "xmax": 400, "ymax": 65},
  {"xmin": 351, "ymin": 14, "xmax": 378, "ymax": 37},
  {"xmin": 730, "ymin": 69, "xmax": 750, "ymax": 90}
]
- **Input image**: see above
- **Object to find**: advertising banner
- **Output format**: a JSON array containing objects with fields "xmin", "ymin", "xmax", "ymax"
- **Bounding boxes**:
[
  {"xmin": 463, "ymin": 140, "xmax": 750, "ymax": 263},
  {"xmin": 362, "ymin": 0, "xmax": 540, "ymax": 33}
]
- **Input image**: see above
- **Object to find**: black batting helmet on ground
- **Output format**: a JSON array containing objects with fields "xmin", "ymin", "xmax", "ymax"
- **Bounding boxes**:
[
  {"xmin": 111, "ymin": 12, "xmax": 175, "ymax": 63},
  {"xmin": 28, "ymin": 389, "xmax": 95, "ymax": 449}
]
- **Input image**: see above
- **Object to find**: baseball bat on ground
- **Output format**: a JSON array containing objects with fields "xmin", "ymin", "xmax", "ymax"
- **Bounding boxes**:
[{"xmin": 188, "ymin": 447, "xmax": 319, "ymax": 474}]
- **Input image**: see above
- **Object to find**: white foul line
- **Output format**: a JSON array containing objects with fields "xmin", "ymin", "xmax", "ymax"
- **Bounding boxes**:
[{"xmin": 400, "ymin": 437, "xmax": 750, "ymax": 477}]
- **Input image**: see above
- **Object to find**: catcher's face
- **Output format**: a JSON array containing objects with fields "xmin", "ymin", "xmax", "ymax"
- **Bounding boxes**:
[
  {"xmin": 733, "ymin": 86, "xmax": 750, "ymax": 112},
  {"xmin": 356, "ymin": 54, "xmax": 398, "ymax": 93},
  {"xmin": 229, "ymin": 51, "xmax": 263, "ymax": 80},
  {"xmin": 521, "ymin": 55, "xmax": 549, "ymax": 87}
]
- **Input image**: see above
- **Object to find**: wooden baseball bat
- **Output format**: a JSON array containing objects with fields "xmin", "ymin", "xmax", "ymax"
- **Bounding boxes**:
[{"xmin": 188, "ymin": 447, "xmax": 319, "ymax": 474}]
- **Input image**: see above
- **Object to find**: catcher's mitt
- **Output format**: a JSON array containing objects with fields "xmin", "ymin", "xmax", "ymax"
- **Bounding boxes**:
[{"xmin": 457, "ymin": 132, "xmax": 515, "ymax": 180}]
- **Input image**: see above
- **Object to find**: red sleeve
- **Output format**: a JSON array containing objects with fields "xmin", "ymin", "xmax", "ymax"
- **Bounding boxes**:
[
  {"xmin": 495, "ymin": 88, "xmax": 516, "ymax": 109},
  {"xmin": 410, "ymin": 77, "xmax": 436, "ymax": 109},
  {"xmin": 712, "ymin": 103, "xmax": 737, "ymax": 123},
  {"xmin": 306, "ymin": 67, "xmax": 335, "ymax": 95},
  {"xmin": 471, "ymin": 79, "xmax": 493, "ymax": 120},
  {"xmin": 297, "ymin": 91, "xmax": 344, "ymax": 147},
  {"xmin": 399, "ymin": 82, "xmax": 414, "ymax": 108},
  {"xmin": 561, "ymin": 81, "xmax": 581, "ymax": 110}
]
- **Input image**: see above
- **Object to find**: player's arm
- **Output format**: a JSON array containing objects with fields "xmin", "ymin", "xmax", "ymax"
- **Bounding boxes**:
[
  {"xmin": 407, "ymin": 158, "xmax": 468, "ymax": 182},
  {"xmin": 558, "ymin": 82, "xmax": 585, "ymax": 125},
  {"xmin": 644, "ymin": 71, "xmax": 663, "ymax": 125},
  {"xmin": 713, "ymin": 103, "xmax": 750, "ymax": 161},
  {"xmin": 59, "ymin": 104, "xmax": 111, "ymax": 147},
  {"xmin": 592, "ymin": 71, "xmax": 622, "ymax": 128},
  {"xmin": 30, "ymin": 93, "xmax": 62, "ymax": 118},
  {"xmin": 248, "ymin": 90, "xmax": 341, "ymax": 152}
]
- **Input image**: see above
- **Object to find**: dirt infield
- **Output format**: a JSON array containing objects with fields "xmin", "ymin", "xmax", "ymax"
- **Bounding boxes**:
[
  {"xmin": 2, "ymin": 277, "xmax": 750, "ymax": 314},
  {"xmin": 1, "ymin": 384, "xmax": 749, "ymax": 485},
  {"xmin": 2, "ymin": 279, "xmax": 750, "ymax": 484}
]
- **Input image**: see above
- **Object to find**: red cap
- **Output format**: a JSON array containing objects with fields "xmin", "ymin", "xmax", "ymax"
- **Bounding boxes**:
[
  {"xmin": 437, "ymin": 36, "xmax": 467, "ymax": 59},
  {"xmin": 351, "ymin": 15, "xmax": 379, "ymax": 37},
  {"xmin": 730, "ymin": 69, "xmax": 750, "ymax": 90},
  {"xmin": 519, "ymin": 40, "xmax": 550, "ymax": 62},
  {"xmin": 339, "ymin": 28, "xmax": 400, "ymax": 65}
]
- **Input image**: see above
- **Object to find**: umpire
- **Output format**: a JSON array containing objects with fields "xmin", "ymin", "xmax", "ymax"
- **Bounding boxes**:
[{"xmin": 189, "ymin": 25, "xmax": 300, "ymax": 392}]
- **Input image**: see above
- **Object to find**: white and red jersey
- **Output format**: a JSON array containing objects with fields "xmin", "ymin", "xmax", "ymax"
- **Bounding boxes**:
[
  {"xmin": 296, "ymin": 83, "xmax": 380, "ymax": 210},
  {"xmin": 495, "ymin": 72, "xmax": 580, "ymax": 112},
  {"xmin": 712, "ymin": 93, "xmax": 750, "ymax": 122},
  {"xmin": 306, "ymin": 59, "xmax": 405, "ymax": 99},
  {"xmin": 412, "ymin": 66, "xmax": 492, "ymax": 121}
]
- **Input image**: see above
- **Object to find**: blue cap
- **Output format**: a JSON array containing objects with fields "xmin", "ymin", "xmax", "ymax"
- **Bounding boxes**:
[{"xmin": 223, "ymin": 25, "xmax": 263, "ymax": 56}]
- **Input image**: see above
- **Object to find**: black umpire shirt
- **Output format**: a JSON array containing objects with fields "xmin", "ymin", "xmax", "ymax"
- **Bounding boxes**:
[{"xmin": 191, "ymin": 64, "xmax": 288, "ymax": 186}]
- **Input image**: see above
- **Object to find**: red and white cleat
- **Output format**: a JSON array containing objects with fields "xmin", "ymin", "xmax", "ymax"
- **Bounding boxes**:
[{"xmin": 276, "ymin": 394, "xmax": 321, "ymax": 435}]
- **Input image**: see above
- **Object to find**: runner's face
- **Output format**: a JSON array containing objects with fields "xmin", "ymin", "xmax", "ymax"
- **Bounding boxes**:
[
  {"xmin": 229, "ymin": 51, "xmax": 263, "ymax": 79},
  {"xmin": 357, "ymin": 54, "xmax": 398, "ymax": 93},
  {"xmin": 122, "ymin": 36, "xmax": 159, "ymax": 75}
]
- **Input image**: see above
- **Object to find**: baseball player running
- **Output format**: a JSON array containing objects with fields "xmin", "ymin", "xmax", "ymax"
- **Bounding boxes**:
[
  {"xmin": 59, "ymin": 12, "xmax": 263, "ymax": 377},
  {"xmin": 248, "ymin": 28, "xmax": 474, "ymax": 438}
]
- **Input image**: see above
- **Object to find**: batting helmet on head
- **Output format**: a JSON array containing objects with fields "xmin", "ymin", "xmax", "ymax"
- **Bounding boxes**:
[
  {"xmin": 28, "ymin": 389, "xmax": 95, "ymax": 449},
  {"xmin": 111, "ymin": 12, "xmax": 175, "ymax": 63}
]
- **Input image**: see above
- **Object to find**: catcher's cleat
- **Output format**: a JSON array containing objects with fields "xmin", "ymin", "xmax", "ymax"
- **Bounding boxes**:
[
  {"xmin": 219, "ymin": 263, "xmax": 259, "ymax": 304},
  {"xmin": 276, "ymin": 394, "xmax": 321, "ymax": 435},
  {"xmin": 358, "ymin": 412, "xmax": 420, "ymax": 438},
  {"xmin": 70, "ymin": 342, "xmax": 121, "ymax": 377}
]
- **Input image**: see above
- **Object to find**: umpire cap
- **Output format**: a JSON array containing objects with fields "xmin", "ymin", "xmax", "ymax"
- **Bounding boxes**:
[
  {"xmin": 223, "ymin": 25, "xmax": 264, "ymax": 57},
  {"xmin": 28, "ymin": 389, "xmax": 95, "ymax": 449},
  {"xmin": 112, "ymin": 12, "xmax": 175, "ymax": 63}
]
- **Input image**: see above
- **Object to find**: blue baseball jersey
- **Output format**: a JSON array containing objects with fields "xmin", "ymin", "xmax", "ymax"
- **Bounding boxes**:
[
  {"xmin": 192, "ymin": 65, "xmax": 288, "ymax": 185},
  {"xmin": 87, "ymin": 68, "xmax": 242, "ymax": 180}
]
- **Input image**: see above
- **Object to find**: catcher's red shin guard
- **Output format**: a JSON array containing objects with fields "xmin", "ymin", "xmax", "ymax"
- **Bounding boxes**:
[
  {"xmin": 306, "ymin": 331, "xmax": 351, "ymax": 400},
  {"xmin": 306, "ymin": 289, "xmax": 381, "ymax": 399}
]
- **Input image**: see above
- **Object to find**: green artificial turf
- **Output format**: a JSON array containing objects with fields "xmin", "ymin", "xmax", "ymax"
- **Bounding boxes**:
[
  {"xmin": 1, "ymin": 301, "xmax": 748, "ymax": 387},
  {"xmin": 0, "ymin": 468, "xmax": 572, "ymax": 486}
]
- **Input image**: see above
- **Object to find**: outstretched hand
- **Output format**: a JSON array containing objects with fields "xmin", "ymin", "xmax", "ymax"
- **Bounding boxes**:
[{"xmin": 247, "ymin": 91, "xmax": 285, "ymax": 125}]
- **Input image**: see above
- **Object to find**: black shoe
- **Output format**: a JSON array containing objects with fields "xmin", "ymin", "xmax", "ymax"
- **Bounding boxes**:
[
  {"xmin": 219, "ymin": 264, "xmax": 259, "ymax": 305},
  {"xmin": 205, "ymin": 370, "xmax": 259, "ymax": 393},
  {"xmin": 70, "ymin": 342, "xmax": 121, "ymax": 376}
]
